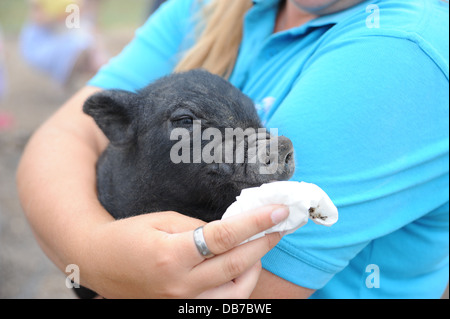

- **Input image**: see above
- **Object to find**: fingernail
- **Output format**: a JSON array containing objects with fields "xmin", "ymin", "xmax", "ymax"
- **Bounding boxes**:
[{"xmin": 271, "ymin": 207, "xmax": 289, "ymax": 224}]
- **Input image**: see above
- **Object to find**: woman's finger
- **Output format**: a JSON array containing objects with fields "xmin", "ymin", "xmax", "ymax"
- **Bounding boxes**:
[
  {"xmin": 189, "ymin": 232, "xmax": 282, "ymax": 291},
  {"xmin": 165, "ymin": 205, "xmax": 289, "ymax": 266},
  {"xmin": 202, "ymin": 204, "xmax": 289, "ymax": 256}
]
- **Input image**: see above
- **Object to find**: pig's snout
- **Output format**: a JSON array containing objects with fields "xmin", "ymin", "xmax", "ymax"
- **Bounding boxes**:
[{"xmin": 255, "ymin": 135, "xmax": 295, "ymax": 181}]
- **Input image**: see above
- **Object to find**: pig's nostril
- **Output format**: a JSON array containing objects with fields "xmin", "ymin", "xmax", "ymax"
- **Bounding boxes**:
[{"xmin": 284, "ymin": 152, "xmax": 293, "ymax": 164}]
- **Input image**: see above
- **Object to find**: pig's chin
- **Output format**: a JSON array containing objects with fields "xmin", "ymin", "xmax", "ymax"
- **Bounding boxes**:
[{"xmin": 230, "ymin": 179, "xmax": 264, "ymax": 191}]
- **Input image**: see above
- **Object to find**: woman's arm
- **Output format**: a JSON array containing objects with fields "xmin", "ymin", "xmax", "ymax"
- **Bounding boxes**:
[
  {"xmin": 17, "ymin": 87, "xmax": 288, "ymax": 298},
  {"xmin": 17, "ymin": 86, "xmax": 110, "ymax": 273},
  {"xmin": 251, "ymin": 270, "xmax": 315, "ymax": 299}
]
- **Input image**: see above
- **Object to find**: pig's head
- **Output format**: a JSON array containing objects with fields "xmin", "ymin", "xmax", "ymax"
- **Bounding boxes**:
[{"xmin": 83, "ymin": 69, "xmax": 294, "ymax": 221}]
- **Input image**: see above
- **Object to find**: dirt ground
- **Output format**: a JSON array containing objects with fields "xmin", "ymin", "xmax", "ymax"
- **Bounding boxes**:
[{"xmin": 0, "ymin": 27, "xmax": 135, "ymax": 298}]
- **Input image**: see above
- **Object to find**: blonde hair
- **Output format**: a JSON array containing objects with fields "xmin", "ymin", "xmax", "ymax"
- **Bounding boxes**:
[
  {"xmin": 174, "ymin": 0, "xmax": 253, "ymax": 79},
  {"xmin": 175, "ymin": 0, "xmax": 450, "ymax": 78}
]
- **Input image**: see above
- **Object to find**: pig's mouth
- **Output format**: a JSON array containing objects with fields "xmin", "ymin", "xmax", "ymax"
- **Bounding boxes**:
[{"xmin": 230, "ymin": 173, "xmax": 292, "ymax": 189}]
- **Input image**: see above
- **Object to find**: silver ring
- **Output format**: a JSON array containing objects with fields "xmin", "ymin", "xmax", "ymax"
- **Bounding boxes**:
[{"xmin": 193, "ymin": 226, "xmax": 214, "ymax": 258}]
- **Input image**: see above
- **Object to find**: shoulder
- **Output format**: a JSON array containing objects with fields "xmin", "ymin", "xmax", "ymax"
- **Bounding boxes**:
[{"xmin": 316, "ymin": 0, "xmax": 449, "ymax": 78}]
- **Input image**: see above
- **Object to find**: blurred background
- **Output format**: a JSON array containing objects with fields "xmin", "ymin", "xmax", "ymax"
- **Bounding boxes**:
[
  {"xmin": 0, "ymin": 0, "xmax": 163, "ymax": 298},
  {"xmin": 0, "ymin": 0, "xmax": 448, "ymax": 299}
]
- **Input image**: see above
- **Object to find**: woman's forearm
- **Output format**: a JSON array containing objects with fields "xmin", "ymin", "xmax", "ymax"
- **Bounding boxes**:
[{"xmin": 16, "ymin": 86, "xmax": 111, "ymax": 273}]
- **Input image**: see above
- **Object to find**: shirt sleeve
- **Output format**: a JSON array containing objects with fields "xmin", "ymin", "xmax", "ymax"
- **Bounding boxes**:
[
  {"xmin": 87, "ymin": 0, "xmax": 198, "ymax": 91},
  {"xmin": 262, "ymin": 33, "xmax": 449, "ymax": 290}
]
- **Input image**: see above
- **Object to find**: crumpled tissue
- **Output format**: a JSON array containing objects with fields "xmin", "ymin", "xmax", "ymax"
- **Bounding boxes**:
[{"xmin": 221, "ymin": 181, "xmax": 338, "ymax": 243}]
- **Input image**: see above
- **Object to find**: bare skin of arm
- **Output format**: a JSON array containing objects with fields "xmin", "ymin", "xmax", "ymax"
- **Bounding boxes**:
[
  {"xmin": 251, "ymin": 270, "xmax": 315, "ymax": 299},
  {"xmin": 17, "ymin": 86, "xmax": 109, "ymax": 273}
]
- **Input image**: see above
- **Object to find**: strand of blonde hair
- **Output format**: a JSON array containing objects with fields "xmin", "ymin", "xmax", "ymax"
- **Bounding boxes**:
[{"xmin": 174, "ymin": 0, "xmax": 253, "ymax": 79}]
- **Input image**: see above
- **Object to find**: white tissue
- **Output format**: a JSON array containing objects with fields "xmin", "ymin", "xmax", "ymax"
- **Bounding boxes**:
[{"xmin": 221, "ymin": 181, "xmax": 338, "ymax": 243}]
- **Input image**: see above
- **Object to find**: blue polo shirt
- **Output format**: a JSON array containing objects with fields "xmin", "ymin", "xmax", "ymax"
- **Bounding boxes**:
[{"xmin": 88, "ymin": 0, "xmax": 449, "ymax": 298}]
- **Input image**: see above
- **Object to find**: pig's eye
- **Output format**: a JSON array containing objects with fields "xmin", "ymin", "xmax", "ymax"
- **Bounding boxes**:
[{"xmin": 172, "ymin": 116, "xmax": 194, "ymax": 126}]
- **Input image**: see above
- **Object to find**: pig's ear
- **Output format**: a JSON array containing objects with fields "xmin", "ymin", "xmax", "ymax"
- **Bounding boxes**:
[{"xmin": 83, "ymin": 90, "xmax": 138, "ymax": 146}]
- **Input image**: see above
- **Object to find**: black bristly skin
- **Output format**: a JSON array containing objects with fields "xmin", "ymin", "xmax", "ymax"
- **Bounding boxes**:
[{"xmin": 83, "ymin": 69, "xmax": 295, "ymax": 222}]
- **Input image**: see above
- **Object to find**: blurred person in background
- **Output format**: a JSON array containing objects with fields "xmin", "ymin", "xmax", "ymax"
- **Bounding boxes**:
[{"xmin": 19, "ymin": 0, "xmax": 108, "ymax": 86}]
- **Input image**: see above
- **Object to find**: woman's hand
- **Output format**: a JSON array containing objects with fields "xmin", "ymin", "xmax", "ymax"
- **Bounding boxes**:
[{"xmin": 82, "ymin": 205, "xmax": 289, "ymax": 299}]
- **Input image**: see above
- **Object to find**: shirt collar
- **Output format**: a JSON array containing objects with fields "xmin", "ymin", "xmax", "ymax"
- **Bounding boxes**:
[{"xmin": 252, "ymin": 0, "xmax": 378, "ymax": 28}]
